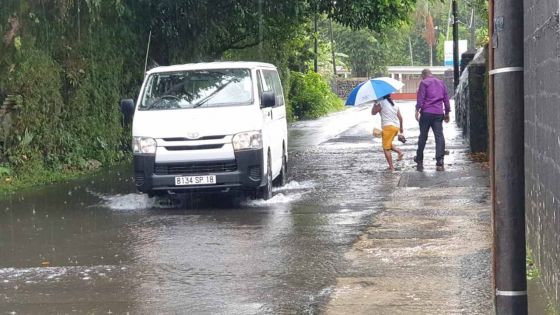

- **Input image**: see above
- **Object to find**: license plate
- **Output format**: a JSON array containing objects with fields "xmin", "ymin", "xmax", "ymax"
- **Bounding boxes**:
[{"xmin": 174, "ymin": 175, "xmax": 216, "ymax": 186}]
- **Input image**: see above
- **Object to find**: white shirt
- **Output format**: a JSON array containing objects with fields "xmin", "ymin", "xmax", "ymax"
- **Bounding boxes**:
[{"xmin": 377, "ymin": 99, "xmax": 400, "ymax": 127}]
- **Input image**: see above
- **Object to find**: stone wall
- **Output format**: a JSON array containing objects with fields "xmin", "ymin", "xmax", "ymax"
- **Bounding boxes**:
[
  {"xmin": 335, "ymin": 74, "xmax": 450, "ymax": 101},
  {"xmin": 524, "ymin": 0, "xmax": 560, "ymax": 307},
  {"xmin": 334, "ymin": 78, "xmax": 366, "ymax": 99},
  {"xmin": 454, "ymin": 48, "xmax": 488, "ymax": 153}
]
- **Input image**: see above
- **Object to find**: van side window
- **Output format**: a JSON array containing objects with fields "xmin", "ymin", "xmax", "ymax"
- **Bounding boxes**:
[
  {"xmin": 257, "ymin": 70, "xmax": 264, "ymax": 97},
  {"xmin": 260, "ymin": 71, "xmax": 272, "ymax": 93},
  {"xmin": 262, "ymin": 70, "xmax": 284, "ymax": 106}
]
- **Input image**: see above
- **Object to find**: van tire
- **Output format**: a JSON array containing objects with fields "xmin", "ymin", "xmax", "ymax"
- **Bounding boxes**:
[
  {"xmin": 259, "ymin": 156, "xmax": 273, "ymax": 200},
  {"xmin": 274, "ymin": 151, "xmax": 287, "ymax": 187}
]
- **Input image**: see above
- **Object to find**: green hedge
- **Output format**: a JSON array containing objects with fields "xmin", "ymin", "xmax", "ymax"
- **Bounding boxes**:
[{"xmin": 288, "ymin": 71, "xmax": 344, "ymax": 120}]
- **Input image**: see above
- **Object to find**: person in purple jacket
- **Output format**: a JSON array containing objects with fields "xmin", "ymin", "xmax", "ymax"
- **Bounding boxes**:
[{"xmin": 414, "ymin": 69, "xmax": 451, "ymax": 171}]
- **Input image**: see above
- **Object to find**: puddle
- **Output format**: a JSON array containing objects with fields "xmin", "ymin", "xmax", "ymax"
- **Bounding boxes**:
[
  {"xmin": 0, "ymin": 265, "xmax": 121, "ymax": 283},
  {"xmin": 244, "ymin": 192, "xmax": 304, "ymax": 207},
  {"xmin": 91, "ymin": 180, "xmax": 316, "ymax": 211},
  {"xmin": 327, "ymin": 210, "xmax": 375, "ymax": 225},
  {"xmin": 98, "ymin": 193, "xmax": 155, "ymax": 210},
  {"xmin": 245, "ymin": 181, "xmax": 315, "ymax": 207},
  {"xmin": 301, "ymin": 286, "xmax": 334, "ymax": 314},
  {"xmin": 273, "ymin": 180, "xmax": 315, "ymax": 192}
]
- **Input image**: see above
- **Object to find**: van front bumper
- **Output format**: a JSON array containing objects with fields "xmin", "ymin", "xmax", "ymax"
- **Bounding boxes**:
[{"xmin": 133, "ymin": 149, "xmax": 264, "ymax": 194}]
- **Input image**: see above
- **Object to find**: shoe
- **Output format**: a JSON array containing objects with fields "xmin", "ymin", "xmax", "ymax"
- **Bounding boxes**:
[
  {"xmin": 414, "ymin": 156, "xmax": 423, "ymax": 171},
  {"xmin": 436, "ymin": 160, "xmax": 444, "ymax": 171}
]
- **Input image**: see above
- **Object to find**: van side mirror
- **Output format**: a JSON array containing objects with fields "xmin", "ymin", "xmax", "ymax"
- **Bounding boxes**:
[
  {"xmin": 261, "ymin": 91, "xmax": 276, "ymax": 108},
  {"xmin": 120, "ymin": 98, "xmax": 135, "ymax": 127}
]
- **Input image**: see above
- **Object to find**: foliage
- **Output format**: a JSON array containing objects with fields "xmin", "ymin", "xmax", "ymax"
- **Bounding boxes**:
[
  {"xmin": 4, "ymin": 47, "xmax": 65, "ymax": 168},
  {"xmin": 331, "ymin": 23, "xmax": 387, "ymax": 77},
  {"xmin": 288, "ymin": 71, "xmax": 344, "ymax": 120},
  {"xmin": 132, "ymin": 0, "xmax": 419, "ymax": 66},
  {"xmin": 368, "ymin": 0, "xmax": 490, "ymax": 67},
  {"xmin": 0, "ymin": 165, "xmax": 12, "ymax": 178},
  {"xmin": 0, "ymin": 0, "xmax": 141, "ymax": 182},
  {"xmin": 526, "ymin": 248, "xmax": 541, "ymax": 281},
  {"xmin": 315, "ymin": 0, "xmax": 416, "ymax": 32}
]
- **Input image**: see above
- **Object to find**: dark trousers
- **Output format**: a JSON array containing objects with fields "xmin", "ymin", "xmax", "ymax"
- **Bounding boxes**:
[{"xmin": 416, "ymin": 113, "xmax": 445, "ymax": 163}]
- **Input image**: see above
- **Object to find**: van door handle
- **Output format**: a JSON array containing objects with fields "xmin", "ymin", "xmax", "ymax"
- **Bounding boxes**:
[{"xmin": 267, "ymin": 111, "xmax": 272, "ymax": 119}]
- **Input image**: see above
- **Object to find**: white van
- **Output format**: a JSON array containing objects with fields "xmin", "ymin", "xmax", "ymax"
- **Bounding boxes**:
[{"xmin": 120, "ymin": 62, "xmax": 288, "ymax": 200}]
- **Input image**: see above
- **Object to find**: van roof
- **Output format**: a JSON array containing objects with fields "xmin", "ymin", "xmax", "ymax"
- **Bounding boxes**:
[{"xmin": 147, "ymin": 62, "xmax": 277, "ymax": 74}]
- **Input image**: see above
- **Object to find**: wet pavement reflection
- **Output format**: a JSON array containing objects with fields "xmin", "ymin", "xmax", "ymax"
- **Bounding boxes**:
[{"xmin": 0, "ymin": 102, "xmax": 451, "ymax": 314}]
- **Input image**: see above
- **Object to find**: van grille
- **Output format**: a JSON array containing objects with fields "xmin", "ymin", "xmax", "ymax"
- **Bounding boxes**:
[
  {"xmin": 154, "ymin": 161, "xmax": 237, "ymax": 175},
  {"xmin": 162, "ymin": 136, "xmax": 226, "ymax": 141},
  {"xmin": 164, "ymin": 144, "xmax": 224, "ymax": 151}
]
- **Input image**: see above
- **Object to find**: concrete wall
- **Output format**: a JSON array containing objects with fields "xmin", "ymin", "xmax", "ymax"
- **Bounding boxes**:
[
  {"xmin": 454, "ymin": 49, "xmax": 488, "ymax": 153},
  {"xmin": 524, "ymin": 0, "xmax": 560, "ymax": 307}
]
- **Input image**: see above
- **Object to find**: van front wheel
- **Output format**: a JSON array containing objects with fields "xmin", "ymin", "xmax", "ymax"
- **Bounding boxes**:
[
  {"xmin": 274, "ymin": 153, "xmax": 287, "ymax": 187},
  {"xmin": 258, "ymin": 158, "xmax": 273, "ymax": 200}
]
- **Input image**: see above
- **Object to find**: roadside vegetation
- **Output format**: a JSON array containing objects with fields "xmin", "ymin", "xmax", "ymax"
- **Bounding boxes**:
[
  {"xmin": 527, "ymin": 248, "xmax": 560, "ymax": 315},
  {"xmin": 288, "ymin": 71, "xmax": 344, "ymax": 120},
  {"xmin": 0, "ymin": 0, "xmax": 487, "ymax": 191},
  {"xmin": 526, "ymin": 248, "xmax": 541, "ymax": 281}
]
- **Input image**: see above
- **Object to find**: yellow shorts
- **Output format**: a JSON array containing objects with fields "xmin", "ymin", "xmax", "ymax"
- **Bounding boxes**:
[{"xmin": 382, "ymin": 125, "xmax": 399, "ymax": 150}]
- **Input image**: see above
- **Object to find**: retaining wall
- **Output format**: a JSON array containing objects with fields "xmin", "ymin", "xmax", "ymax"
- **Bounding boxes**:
[
  {"xmin": 454, "ymin": 48, "xmax": 488, "ymax": 153},
  {"xmin": 524, "ymin": 0, "xmax": 560, "ymax": 307}
]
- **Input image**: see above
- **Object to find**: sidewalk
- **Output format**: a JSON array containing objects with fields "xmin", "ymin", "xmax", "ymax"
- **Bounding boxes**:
[{"xmin": 325, "ymin": 106, "xmax": 493, "ymax": 314}]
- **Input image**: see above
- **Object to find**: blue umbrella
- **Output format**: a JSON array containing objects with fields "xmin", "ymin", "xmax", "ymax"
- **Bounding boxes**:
[{"xmin": 345, "ymin": 77, "xmax": 404, "ymax": 106}]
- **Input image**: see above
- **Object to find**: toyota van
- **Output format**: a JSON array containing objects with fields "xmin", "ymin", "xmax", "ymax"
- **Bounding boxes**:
[{"xmin": 120, "ymin": 62, "xmax": 288, "ymax": 200}]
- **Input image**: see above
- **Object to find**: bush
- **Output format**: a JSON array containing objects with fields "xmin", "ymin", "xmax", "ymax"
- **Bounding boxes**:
[
  {"xmin": 1, "ymin": 39, "xmax": 131, "ymax": 182},
  {"xmin": 288, "ymin": 71, "xmax": 344, "ymax": 120},
  {"xmin": 4, "ymin": 48, "xmax": 65, "ymax": 170}
]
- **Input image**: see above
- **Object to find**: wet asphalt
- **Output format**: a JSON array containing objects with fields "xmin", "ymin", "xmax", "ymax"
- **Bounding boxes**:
[{"xmin": 0, "ymin": 102, "xmax": 444, "ymax": 314}]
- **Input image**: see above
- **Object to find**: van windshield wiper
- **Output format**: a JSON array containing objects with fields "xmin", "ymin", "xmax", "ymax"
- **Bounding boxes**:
[
  {"xmin": 144, "ymin": 95, "xmax": 180, "ymax": 110},
  {"xmin": 191, "ymin": 79, "xmax": 234, "ymax": 108}
]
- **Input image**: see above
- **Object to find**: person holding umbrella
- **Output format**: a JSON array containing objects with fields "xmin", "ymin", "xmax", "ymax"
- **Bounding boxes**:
[
  {"xmin": 345, "ymin": 77, "xmax": 406, "ymax": 171},
  {"xmin": 371, "ymin": 94, "xmax": 404, "ymax": 171}
]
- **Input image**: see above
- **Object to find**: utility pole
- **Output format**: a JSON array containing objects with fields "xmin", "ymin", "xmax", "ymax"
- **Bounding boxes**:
[
  {"xmin": 258, "ymin": 0, "xmax": 263, "ymax": 59},
  {"xmin": 452, "ymin": 0, "xmax": 459, "ymax": 90},
  {"xmin": 329, "ymin": 19, "xmax": 337, "ymax": 76},
  {"xmin": 430, "ymin": 45, "xmax": 433, "ymax": 67},
  {"xmin": 314, "ymin": 11, "xmax": 319, "ymax": 73},
  {"xmin": 446, "ymin": 0, "xmax": 452, "ymax": 40},
  {"xmin": 143, "ymin": 30, "xmax": 152, "ymax": 74},
  {"xmin": 469, "ymin": 8, "xmax": 476, "ymax": 52},
  {"xmin": 489, "ymin": 0, "xmax": 527, "ymax": 312},
  {"xmin": 408, "ymin": 36, "xmax": 414, "ymax": 66}
]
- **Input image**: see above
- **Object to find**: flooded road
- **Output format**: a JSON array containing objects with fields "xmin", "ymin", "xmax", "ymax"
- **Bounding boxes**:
[{"xmin": 0, "ymin": 103, "xmax": 442, "ymax": 314}]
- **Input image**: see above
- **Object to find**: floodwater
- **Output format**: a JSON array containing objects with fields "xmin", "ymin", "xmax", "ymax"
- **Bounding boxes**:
[{"xmin": 0, "ymin": 102, "xmax": 448, "ymax": 314}]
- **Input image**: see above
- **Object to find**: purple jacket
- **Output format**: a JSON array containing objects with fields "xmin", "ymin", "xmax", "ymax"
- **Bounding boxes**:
[{"xmin": 416, "ymin": 76, "xmax": 451, "ymax": 115}]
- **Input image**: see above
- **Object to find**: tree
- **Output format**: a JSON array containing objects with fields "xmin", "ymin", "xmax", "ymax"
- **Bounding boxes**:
[
  {"xmin": 331, "ymin": 22, "xmax": 388, "ymax": 77},
  {"xmin": 132, "ymin": 0, "xmax": 419, "ymax": 65},
  {"xmin": 316, "ymin": 0, "xmax": 416, "ymax": 31}
]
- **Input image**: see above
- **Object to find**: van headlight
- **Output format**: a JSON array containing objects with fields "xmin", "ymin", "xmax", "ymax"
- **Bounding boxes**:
[
  {"xmin": 232, "ymin": 131, "xmax": 262, "ymax": 151},
  {"xmin": 132, "ymin": 137, "xmax": 157, "ymax": 154}
]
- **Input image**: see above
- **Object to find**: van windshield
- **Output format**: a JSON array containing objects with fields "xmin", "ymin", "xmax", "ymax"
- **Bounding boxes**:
[{"xmin": 139, "ymin": 69, "xmax": 253, "ymax": 110}]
